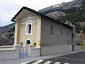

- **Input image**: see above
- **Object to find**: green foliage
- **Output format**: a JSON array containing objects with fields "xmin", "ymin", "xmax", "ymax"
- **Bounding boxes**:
[
  {"xmin": 81, "ymin": 41, "xmax": 85, "ymax": 49},
  {"xmin": 8, "ymin": 27, "xmax": 15, "ymax": 32},
  {"xmin": 9, "ymin": 34, "xmax": 14, "ymax": 38},
  {"xmin": 5, "ymin": 33, "xmax": 14, "ymax": 38},
  {"xmin": 5, "ymin": 27, "xmax": 15, "ymax": 38},
  {"xmin": 58, "ymin": 4, "xmax": 85, "ymax": 23},
  {"xmin": 75, "ymin": 25, "xmax": 81, "ymax": 33},
  {"xmin": 60, "ymin": 7, "xmax": 77, "ymax": 14},
  {"xmin": 82, "ymin": 0, "xmax": 85, "ymax": 4},
  {"xmin": 75, "ymin": 26, "xmax": 85, "ymax": 33},
  {"xmin": 58, "ymin": 12, "xmax": 84, "ymax": 23}
]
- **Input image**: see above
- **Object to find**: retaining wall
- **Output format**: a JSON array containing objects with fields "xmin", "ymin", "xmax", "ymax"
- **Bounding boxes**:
[{"xmin": 0, "ymin": 45, "xmax": 19, "ymax": 60}]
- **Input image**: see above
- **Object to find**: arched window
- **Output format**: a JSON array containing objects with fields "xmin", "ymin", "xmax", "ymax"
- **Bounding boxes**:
[{"xmin": 26, "ymin": 40, "xmax": 31, "ymax": 45}]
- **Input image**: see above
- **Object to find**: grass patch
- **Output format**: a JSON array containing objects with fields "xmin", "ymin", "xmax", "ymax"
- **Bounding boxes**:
[{"xmin": 81, "ymin": 41, "xmax": 85, "ymax": 49}]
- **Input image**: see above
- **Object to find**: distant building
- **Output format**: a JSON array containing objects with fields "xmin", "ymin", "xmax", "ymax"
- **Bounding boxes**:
[
  {"xmin": 75, "ymin": 22, "xmax": 85, "ymax": 27},
  {"xmin": 12, "ymin": 7, "xmax": 75, "ymax": 57}
]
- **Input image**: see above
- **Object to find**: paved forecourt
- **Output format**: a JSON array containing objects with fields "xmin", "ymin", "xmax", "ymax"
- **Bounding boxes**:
[{"xmin": 21, "ymin": 50, "xmax": 85, "ymax": 64}]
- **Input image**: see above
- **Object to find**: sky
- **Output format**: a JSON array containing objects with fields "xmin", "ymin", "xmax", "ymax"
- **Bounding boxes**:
[{"xmin": 0, "ymin": 0, "xmax": 73, "ymax": 27}]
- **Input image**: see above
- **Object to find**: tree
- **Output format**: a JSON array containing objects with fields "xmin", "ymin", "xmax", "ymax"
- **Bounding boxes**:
[{"xmin": 83, "ymin": 27, "xmax": 85, "ymax": 33}]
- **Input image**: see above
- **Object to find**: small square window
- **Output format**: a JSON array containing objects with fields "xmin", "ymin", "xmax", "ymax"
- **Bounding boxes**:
[{"xmin": 51, "ymin": 25, "xmax": 54, "ymax": 34}]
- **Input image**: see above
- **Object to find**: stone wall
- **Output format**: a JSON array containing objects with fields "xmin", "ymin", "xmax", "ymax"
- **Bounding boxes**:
[
  {"xmin": 41, "ymin": 16, "xmax": 73, "ymax": 55},
  {"xmin": 41, "ymin": 45, "xmax": 72, "ymax": 55}
]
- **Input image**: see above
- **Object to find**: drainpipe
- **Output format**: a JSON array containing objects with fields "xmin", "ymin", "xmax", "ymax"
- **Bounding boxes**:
[
  {"xmin": 72, "ymin": 30, "xmax": 74, "ymax": 51},
  {"xmin": 39, "ymin": 41, "xmax": 42, "ymax": 56},
  {"xmin": 72, "ymin": 24, "xmax": 75, "ymax": 51},
  {"xmin": 40, "ymin": 45, "xmax": 41, "ymax": 56}
]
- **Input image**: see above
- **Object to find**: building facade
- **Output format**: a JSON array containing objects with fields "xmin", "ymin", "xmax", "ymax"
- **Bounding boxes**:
[{"xmin": 12, "ymin": 7, "xmax": 75, "ymax": 57}]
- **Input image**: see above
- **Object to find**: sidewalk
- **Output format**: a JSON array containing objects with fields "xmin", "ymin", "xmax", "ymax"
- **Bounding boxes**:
[{"xmin": 0, "ymin": 50, "xmax": 85, "ymax": 64}]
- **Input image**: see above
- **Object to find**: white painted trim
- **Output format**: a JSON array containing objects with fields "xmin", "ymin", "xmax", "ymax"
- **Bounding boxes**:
[
  {"xmin": 14, "ymin": 23, "xmax": 17, "ymax": 45},
  {"xmin": 64, "ymin": 63, "xmax": 70, "ymax": 64},
  {"xmin": 54, "ymin": 62, "xmax": 60, "ymax": 64},
  {"xmin": 25, "ymin": 38, "xmax": 32, "ymax": 46},
  {"xmin": 21, "ymin": 16, "xmax": 37, "ymax": 21},
  {"xmin": 32, "ymin": 60, "xmax": 44, "ymax": 64},
  {"xmin": 44, "ymin": 61, "xmax": 52, "ymax": 64},
  {"xmin": 21, "ymin": 61, "xmax": 31, "ymax": 64},
  {"xmin": 26, "ymin": 22, "xmax": 32, "ymax": 35},
  {"xmin": 20, "ymin": 18, "xmax": 37, "ymax": 24},
  {"xmin": 25, "ymin": 38, "xmax": 32, "ymax": 57}
]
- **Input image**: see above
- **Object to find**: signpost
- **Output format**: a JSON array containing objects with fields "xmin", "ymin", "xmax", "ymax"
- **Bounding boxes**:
[{"xmin": 39, "ymin": 40, "xmax": 43, "ymax": 56}]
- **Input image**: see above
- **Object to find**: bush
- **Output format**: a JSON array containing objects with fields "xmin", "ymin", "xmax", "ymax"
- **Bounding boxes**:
[
  {"xmin": 83, "ymin": 28, "xmax": 85, "ymax": 33},
  {"xmin": 75, "ymin": 25, "xmax": 81, "ymax": 33}
]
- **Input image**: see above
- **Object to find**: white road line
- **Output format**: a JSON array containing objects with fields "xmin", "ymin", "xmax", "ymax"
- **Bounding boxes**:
[
  {"xmin": 32, "ymin": 60, "xmax": 44, "ymax": 64},
  {"xmin": 54, "ymin": 62, "xmax": 60, "ymax": 64},
  {"xmin": 21, "ymin": 61, "xmax": 31, "ymax": 64},
  {"xmin": 64, "ymin": 63, "xmax": 70, "ymax": 64},
  {"xmin": 44, "ymin": 61, "xmax": 52, "ymax": 64}
]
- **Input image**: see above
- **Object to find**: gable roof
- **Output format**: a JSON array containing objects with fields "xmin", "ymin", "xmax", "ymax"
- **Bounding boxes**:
[{"xmin": 11, "ymin": 6, "xmax": 73, "ymax": 28}]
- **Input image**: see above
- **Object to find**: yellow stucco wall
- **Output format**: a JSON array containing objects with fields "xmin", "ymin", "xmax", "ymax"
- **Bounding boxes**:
[{"xmin": 14, "ymin": 16, "xmax": 41, "ymax": 48}]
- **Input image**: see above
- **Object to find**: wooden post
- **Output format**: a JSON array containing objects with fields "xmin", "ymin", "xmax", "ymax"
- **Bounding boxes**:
[
  {"xmin": 39, "ymin": 40, "xmax": 43, "ymax": 56},
  {"xmin": 40, "ymin": 45, "xmax": 41, "ymax": 56}
]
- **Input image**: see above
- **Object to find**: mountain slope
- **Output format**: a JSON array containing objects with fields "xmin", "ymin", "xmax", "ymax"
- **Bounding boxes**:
[
  {"xmin": 58, "ymin": 5, "xmax": 85, "ymax": 23},
  {"xmin": 39, "ymin": 0, "xmax": 83, "ymax": 22},
  {"xmin": 0, "ymin": 23, "xmax": 15, "ymax": 45},
  {"xmin": 57, "ymin": 0, "xmax": 85, "ymax": 23},
  {"xmin": 0, "ymin": 23, "xmax": 15, "ymax": 32},
  {"xmin": 39, "ymin": 0, "xmax": 82, "ymax": 13}
]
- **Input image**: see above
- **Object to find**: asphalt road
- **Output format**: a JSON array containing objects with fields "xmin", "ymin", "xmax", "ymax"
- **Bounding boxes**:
[{"xmin": 27, "ymin": 51, "xmax": 85, "ymax": 64}]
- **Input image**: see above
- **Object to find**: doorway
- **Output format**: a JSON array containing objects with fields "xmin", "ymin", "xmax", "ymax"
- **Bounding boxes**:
[{"xmin": 19, "ymin": 39, "xmax": 31, "ymax": 58}]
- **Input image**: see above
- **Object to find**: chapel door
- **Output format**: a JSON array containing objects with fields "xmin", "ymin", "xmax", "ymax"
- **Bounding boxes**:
[{"xmin": 19, "ymin": 40, "xmax": 30, "ymax": 58}]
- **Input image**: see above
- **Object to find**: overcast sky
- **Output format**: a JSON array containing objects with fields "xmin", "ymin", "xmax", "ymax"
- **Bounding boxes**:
[{"xmin": 0, "ymin": 0, "xmax": 73, "ymax": 27}]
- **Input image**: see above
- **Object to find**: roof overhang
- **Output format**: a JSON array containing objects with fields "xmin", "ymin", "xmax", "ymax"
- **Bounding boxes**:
[
  {"xmin": 11, "ymin": 6, "xmax": 73, "ymax": 29},
  {"xmin": 11, "ymin": 7, "xmax": 39, "ymax": 22}
]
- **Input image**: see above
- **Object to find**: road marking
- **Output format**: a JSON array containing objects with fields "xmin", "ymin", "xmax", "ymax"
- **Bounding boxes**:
[
  {"xmin": 21, "ymin": 61, "xmax": 31, "ymax": 64},
  {"xmin": 44, "ymin": 61, "xmax": 52, "ymax": 64},
  {"xmin": 32, "ymin": 60, "xmax": 44, "ymax": 64},
  {"xmin": 54, "ymin": 62, "xmax": 60, "ymax": 64},
  {"xmin": 21, "ymin": 60, "xmax": 70, "ymax": 64},
  {"xmin": 64, "ymin": 63, "xmax": 70, "ymax": 64}
]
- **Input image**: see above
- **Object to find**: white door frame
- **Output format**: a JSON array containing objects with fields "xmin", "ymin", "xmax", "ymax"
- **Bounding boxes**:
[
  {"xmin": 25, "ymin": 38, "xmax": 31, "ymax": 57},
  {"xmin": 25, "ymin": 38, "xmax": 31, "ymax": 46}
]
